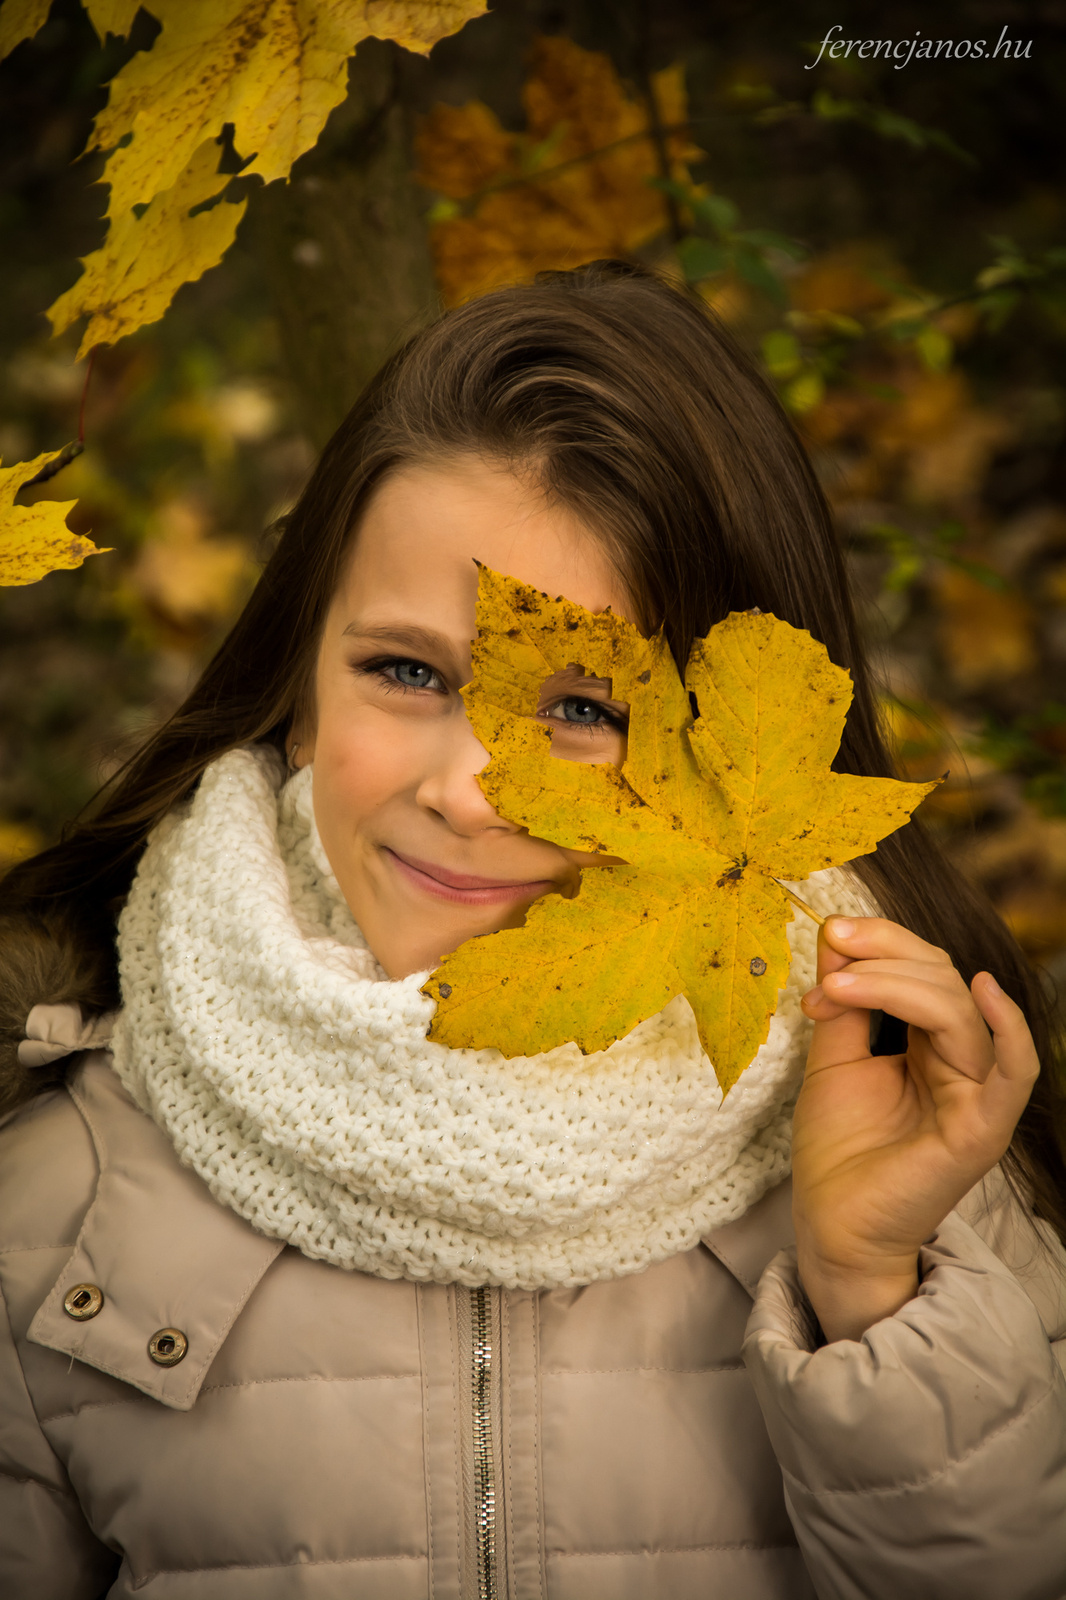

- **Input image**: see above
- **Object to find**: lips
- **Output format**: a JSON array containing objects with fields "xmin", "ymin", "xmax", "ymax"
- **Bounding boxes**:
[{"xmin": 384, "ymin": 847, "xmax": 556, "ymax": 906}]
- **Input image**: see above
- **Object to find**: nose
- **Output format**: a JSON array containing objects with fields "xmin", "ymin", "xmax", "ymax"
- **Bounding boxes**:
[{"xmin": 414, "ymin": 704, "xmax": 521, "ymax": 837}]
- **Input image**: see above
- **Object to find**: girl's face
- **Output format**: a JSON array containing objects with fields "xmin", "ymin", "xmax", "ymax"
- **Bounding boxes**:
[{"xmin": 297, "ymin": 457, "xmax": 633, "ymax": 978}]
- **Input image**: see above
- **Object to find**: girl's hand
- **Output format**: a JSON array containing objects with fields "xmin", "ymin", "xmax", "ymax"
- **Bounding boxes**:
[{"xmin": 791, "ymin": 916, "xmax": 1039, "ymax": 1343}]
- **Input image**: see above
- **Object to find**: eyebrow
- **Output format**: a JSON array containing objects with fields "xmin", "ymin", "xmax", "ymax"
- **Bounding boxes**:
[{"xmin": 340, "ymin": 621, "xmax": 460, "ymax": 660}]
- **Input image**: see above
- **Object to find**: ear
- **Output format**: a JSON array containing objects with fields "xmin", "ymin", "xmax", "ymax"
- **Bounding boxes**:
[{"xmin": 287, "ymin": 717, "xmax": 315, "ymax": 771}]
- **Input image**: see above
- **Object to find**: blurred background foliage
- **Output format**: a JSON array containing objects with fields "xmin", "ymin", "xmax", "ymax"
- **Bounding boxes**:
[{"xmin": 1, "ymin": 0, "xmax": 1065, "ymax": 1000}]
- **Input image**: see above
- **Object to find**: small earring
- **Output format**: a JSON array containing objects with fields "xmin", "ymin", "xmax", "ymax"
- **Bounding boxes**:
[{"xmin": 287, "ymin": 742, "xmax": 300, "ymax": 774}]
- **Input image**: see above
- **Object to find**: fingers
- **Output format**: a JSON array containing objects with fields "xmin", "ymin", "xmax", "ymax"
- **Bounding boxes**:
[
  {"xmin": 804, "ymin": 924, "xmax": 874, "ymax": 1070},
  {"xmin": 820, "ymin": 915, "xmax": 954, "ymax": 969},
  {"xmin": 971, "ymin": 972, "xmax": 1041, "ymax": 1087},
  {"xmin": 820, "ymin": 967, "xmax": 994, "ymax": 1080}
]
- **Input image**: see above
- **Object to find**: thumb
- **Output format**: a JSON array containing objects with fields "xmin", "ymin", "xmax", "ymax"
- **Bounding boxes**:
[{"xmin": 802, "ymin": 921, "xmax": 872, "ymax": 1071}]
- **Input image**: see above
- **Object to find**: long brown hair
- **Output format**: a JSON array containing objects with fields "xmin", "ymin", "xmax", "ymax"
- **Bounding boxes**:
[{"xmin": 4, "ymin": 260, "xmax": 1065, "ymax": 1235}]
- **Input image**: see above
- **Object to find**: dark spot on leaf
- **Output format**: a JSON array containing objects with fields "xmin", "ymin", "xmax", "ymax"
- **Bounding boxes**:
[
  {"xmin": 749, "ymin": 957, "xmax": 767, "ymax": 976},
  {"xmin": 438, "ymin": 983, "xmax": 452, "ymax": 998},
  {"xmin": 638, "ymin": 670, "xmax": 651, "ymax": 683},
  {"xmin": 565, "ymin": 619, "xmax": 579, "ymax": 630}
]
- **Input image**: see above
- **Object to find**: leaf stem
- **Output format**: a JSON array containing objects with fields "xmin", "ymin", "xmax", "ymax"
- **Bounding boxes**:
[
  {"xmin": 78, "ymin": 346, "xmax": 97, "ymax": 444},
  {"xmin": 774, "ymin": 880, "xmax": 826, "ymax": 927}
]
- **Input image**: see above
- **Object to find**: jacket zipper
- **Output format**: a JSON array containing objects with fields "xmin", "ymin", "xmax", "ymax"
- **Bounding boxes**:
[{"xmin": 470, "ymin": 1285, "xmax": 499, "ymax": 1600}]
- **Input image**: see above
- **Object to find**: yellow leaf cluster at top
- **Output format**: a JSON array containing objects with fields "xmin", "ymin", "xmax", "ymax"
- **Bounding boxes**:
[
  {"xmin": 0, "ymin": 453, "xmax": 110, "ymax": 587},
  {"xmin": 2, "ymin": 0, "xmax": 487, "ymax": 359},
  {"xmin": 424, "ymin": 566, "xmax": 937, "ymax": 1092},
  {"xmin": 416, "ymin": 36, "xmax": 701, "ymax": 305},
  {"xmin": 0, "ymin": 0, "xmax": 485, "ymax": 583}
]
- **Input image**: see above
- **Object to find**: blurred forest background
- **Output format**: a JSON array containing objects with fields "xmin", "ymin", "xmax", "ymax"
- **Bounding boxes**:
[{"xmin": 1, "ymin": 0, "xmax": 1065, "ymax": 1006}]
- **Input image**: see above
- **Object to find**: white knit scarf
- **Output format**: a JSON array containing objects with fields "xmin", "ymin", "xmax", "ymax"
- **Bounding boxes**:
[{"xmin": 111, "ymin": 746, "xmax": 872, "ymax": 1290}]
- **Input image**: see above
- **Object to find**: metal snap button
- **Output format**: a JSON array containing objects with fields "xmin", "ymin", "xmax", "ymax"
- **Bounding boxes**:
[
  {"xmin": 63, "ymin": 1283, "xmax": 104, "ymax": 1320},
  {"xmin": 147, "ymin": 1327, "xmax": 188, "ymax": 1367}
]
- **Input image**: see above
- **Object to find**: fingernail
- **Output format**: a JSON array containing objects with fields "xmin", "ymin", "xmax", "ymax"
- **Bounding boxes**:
[
  {"xmin": 826, "ymin": 970, "xmax": 855, "ymax": 987},
  {"xmin": 982, "ymin": 973, "xmax": 1002, "ymax": 996},
  {"xmin": 803, "ymin": 985, "xmax": 823, "ymax": 1007},
  {"xmin": 829, "ymin": 917, "xmax": 854, "ymax": 938}
]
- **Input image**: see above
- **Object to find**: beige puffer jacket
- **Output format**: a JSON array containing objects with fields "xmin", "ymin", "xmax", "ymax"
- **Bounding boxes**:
[{"xmin": 2, "ymin": 1053, "xmax": 1065, "ymax": 1600}]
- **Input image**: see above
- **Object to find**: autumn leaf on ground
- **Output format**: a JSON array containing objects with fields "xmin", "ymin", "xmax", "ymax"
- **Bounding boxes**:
[
  {"xmin": 48, "ymin": 140, "xmax": 247, "ymax": 359},
  {"xmin": 416, "ymin": 36, "xmax": 701, "ymax": 305},
  {"xmin": 0, "ymin": 453, "xmax": 110, "ymax": 587},
  {"xmin": 423, "ymin": 566, "xmax": 936, "ymax": 1090}
]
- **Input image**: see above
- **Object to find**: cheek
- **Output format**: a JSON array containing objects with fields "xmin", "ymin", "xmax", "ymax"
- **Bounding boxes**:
[{"xmin": 311, "ymin": 703, "xmax": 422, "ymax": 836}]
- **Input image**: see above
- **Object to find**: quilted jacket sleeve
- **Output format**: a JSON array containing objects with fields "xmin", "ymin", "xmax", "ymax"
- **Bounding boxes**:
[
  {"xmin": 743, "ymin": 1209, "xmax": 1066, "ymax": 1600},
  {"xmin": 0, "ymin": 1279, "xmax": 119, "ymax": 1600}
]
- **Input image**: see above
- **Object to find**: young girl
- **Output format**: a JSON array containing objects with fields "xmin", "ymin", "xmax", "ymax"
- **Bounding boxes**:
[{"xmin": 1, "ymin": 261, "xmax": 1064, "ymax": 1600}]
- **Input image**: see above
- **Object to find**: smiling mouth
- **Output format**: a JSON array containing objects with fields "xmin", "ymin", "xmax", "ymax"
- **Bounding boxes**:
[{"xmin": 384, "ymin": 848, "xmax": 557, "ymax": 907}]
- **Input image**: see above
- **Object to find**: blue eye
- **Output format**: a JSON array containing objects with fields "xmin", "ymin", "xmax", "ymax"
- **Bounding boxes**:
[
  {"xmin": 559, "ymin": 697, "xmax": 607, "ymax": 725},
  {"xmin": 391, "ymin": 660, "xmax": 436, "ymax": 688}
]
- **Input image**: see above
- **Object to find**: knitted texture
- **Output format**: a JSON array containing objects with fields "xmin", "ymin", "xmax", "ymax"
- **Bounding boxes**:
[{"xmin": 112, "ymin": 746, "xmax": 874, "ymax": 1290}]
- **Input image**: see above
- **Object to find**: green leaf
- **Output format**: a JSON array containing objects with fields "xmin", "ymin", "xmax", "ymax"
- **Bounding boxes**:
[
  {"xmin": 761, "ymin": 329, "xmax": 802, "ymax": 378},
  {"xmin": 915, "ymin": 325, "xmax": 953, "ymax": 372},
  {"xmin": 734, "ymin": 244, "xmax": 786, "ymax": 306},
  {"xmin": 691, "ymin": 193, "xmax": 740, "ymax": 234},
  {"xmin": 677, "ymin": 236, "xmax": 731, "ymax": 282},
  {"xmin": 733, "ymin": 227, "xmax": 807, "ymax": 261},
  {"xmin": 784, "ymin": 369, "xmax": 825, "ymax": 413}
]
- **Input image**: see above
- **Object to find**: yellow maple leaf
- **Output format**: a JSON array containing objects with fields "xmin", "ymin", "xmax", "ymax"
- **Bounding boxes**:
[
  {"xmin": 416, "ymin": 37, "xmax": 700, "ymax": 305},
  {"xmin": 423, "ymin": 566, "xmax": 936, "ymax": 1090},
  {"xmin": 0, "ymin": 1, "xmax": 144, "ymax": 59},
  {"xmin": 84, "ymin": 0, "xmax": 142, "ymax": 37},
  {"xmin": 0, "ymin": 452, "xmax": 110, "ymax": 587},
  {"xmin": 89, "ymin": 0, "xmax": 488, "ymax": 223},
  {"xmin": 0, "ymin": 0, "xmax": 51, "ymax": 58},
  {"xmin": 48, "ymin": 139, "xmax": 247, "ymax": 359}
]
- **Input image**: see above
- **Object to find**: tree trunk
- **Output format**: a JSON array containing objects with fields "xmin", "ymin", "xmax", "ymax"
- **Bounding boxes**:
[{"xmin": 249, "ymin": 40, "xmax": 438, "ymax": 447}]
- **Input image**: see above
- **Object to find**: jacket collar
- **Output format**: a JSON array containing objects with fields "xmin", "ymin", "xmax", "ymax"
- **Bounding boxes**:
[
  {"xmin": 28, "ymin": 1060, "xmax": 283, "ymax": 1411},
  {"xmin": 703, "ymin": 1174, "xmax": 794, "ymax": 1296},
  {"xmin": 28, "ymin": 1062, "xmax": 794, "ymax": 1411}
]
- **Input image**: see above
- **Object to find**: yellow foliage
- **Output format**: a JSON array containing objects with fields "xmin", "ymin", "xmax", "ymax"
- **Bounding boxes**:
[
  {"xmin": 0, "ymin": 452, "xmax": 110, "ymax": 587},
  {"xmin": 90, "ymin": 0, "xmax": 488, "ymax": 223},
  {"xmin": 790, "ymin": 245, "xmax": 896, "ymax": 317},
  {"xmin": 10, "ymin": 1, "xmax": 485, "ymax": 359},
  {"xmin": 416, "ymin": 37, "xmax": 699, "ymax": 305},
  {"xmin": 48, "ymin": 140, "xmax": 247, "ymax": 360},
  {"xmin": 83, "ymin": 0, "xmax": 141, "ymax": 37},
  {"xmin": 0, "ymin": 0, "xmax": 51, "ymax": 58},
  {"xmin": 126, "ymin": 498, "xmax": 256, "ymax": 630},
  {"xmin": 933, "ymin": 567, "xmax": 1037, "ymax": 689},
  {"xmin": 0, "ymin": 819, "xmax": 45, "ymax": 869},
  {"xmin": 423, "ymin": 566, "xmax": 935, "ymax": 1090}
]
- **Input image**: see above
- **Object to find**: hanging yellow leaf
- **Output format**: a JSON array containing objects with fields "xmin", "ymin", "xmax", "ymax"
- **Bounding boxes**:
[
  {"xmin": 89, "ymin": 0, "xmax": 489, "ymax": 224},
  {"xmin": 0, "ymin": 0, "xmax": 145, "ymax": 60},
  {"xmin": 48, "ymin": 139, "xmax": 247, "ymax": 359},
  {"xmin": 0, "ymin": 0, "xmax": 51, "ymax": 59},
  {"xmin": 84, "ymin": 0, "xmax": 142, "ymax": 37},
  {"xmin": 0, "ymin": 452, "xmax": 110, "ymax": 587},
  {"xmin": 416, "ymin": 37, "xmax": 701, "ymax": 305},
  {"xmin": 423, "ymin": 566, "xmax": 936, "ymax": 1090}
]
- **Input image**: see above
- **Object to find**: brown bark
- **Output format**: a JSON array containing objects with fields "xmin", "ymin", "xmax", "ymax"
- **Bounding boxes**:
[{"xmin": 249, "ymin": 40, "xmax": 438, "ymax": 447}]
